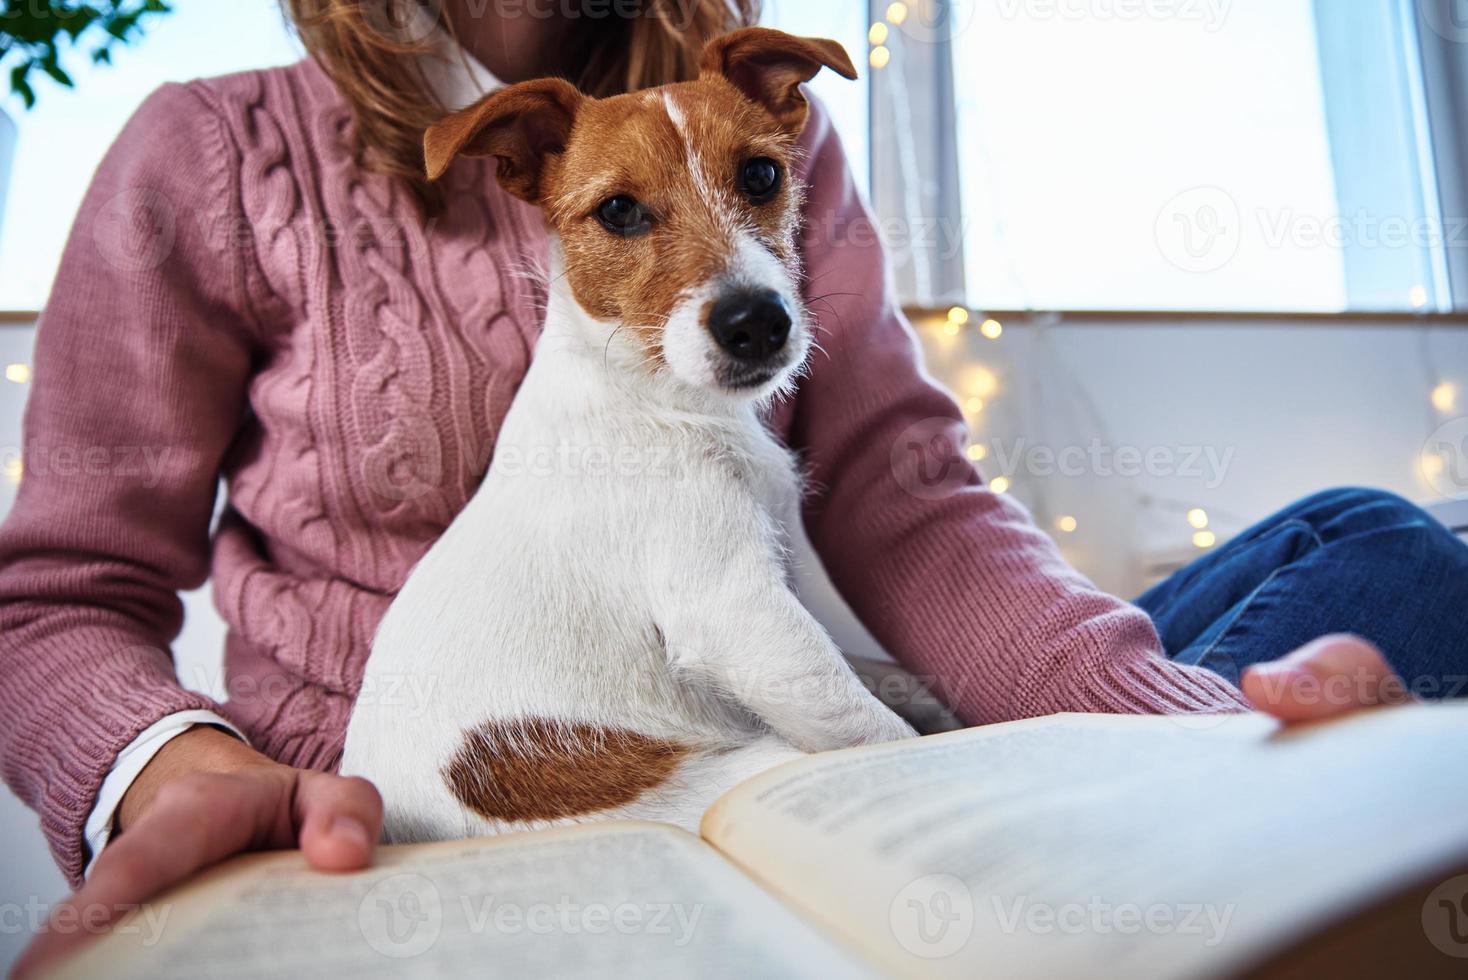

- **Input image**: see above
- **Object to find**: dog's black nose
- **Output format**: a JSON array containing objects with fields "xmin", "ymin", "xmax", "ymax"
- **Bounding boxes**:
[{"xmin": 708, "ymin": 289, "xmax": 792, "ymax": 361}]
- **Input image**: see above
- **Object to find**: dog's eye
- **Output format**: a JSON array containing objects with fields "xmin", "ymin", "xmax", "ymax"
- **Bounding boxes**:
[
  {"xmin": 739, "ymin": 158, "xmax": 782, "ymax": 202},
  {"xmin": 596, "ymin": 195, "xmax": 651, "ymax": 237}
]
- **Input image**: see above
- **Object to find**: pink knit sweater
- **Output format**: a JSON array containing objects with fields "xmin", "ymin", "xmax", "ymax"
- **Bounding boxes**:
[{"xmin": 0, "ymin": 58, "xmax": 1245, "ymax": 884}]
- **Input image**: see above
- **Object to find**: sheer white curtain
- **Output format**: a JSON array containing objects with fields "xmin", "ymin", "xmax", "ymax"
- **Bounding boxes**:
[{"xmin": 867, "ymin": 0, "xmax": 967, "ymax": 307}]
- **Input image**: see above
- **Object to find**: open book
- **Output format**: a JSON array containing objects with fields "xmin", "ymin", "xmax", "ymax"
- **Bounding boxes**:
[{"xmin": 54, "ymin": 705, "xmax": 1468, "ymax": 979}]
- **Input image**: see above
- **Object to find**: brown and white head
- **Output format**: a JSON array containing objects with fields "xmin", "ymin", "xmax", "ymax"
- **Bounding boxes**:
[{"xmin": 424, "ymin": 28, "xmax": 857, "ymax": 400}]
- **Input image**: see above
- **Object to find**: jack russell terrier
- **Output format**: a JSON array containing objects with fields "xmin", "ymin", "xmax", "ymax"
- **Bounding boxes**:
[{"xmin": 341, "ymin": 27, "xmax": 918, "ymax": 843}]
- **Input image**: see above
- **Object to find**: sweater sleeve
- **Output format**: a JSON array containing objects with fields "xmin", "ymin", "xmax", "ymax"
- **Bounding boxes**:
[
  {"xmin": 788, "ymin": 101, "xmax": 1248, "ymax": 726},
  {"xmin": 0, "ymin": 82, "xmax": 258, "ymax": 885}
]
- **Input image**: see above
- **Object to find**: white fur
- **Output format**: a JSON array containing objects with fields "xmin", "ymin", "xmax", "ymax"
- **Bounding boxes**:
[{"xmin": 340, "ymin": 242, "xmax": 914, "ymax": 844}]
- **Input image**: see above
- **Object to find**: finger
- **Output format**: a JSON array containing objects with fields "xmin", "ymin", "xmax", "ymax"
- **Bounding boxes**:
[
  {"xmin": 294, "ymin": 772, "xmax": 383, "ymax": 872},
  {"xmin": 12, "ymin": 771, "xmax": 286, "ymax": 978},
  {"xmin": 1242, "ymin": 634, "xmax": 1411, "ymax": 723}
]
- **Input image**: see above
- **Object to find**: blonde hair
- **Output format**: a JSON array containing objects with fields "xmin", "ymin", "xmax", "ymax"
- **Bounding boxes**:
[{"xmin": 283, "ymin": 0, "xmax": 760, "ymax": 205}]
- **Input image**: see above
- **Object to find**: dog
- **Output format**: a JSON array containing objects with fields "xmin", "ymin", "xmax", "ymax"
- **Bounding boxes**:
[{"xmin": 340, "ymin": 28, "xmax": 917, "ymax": 844}]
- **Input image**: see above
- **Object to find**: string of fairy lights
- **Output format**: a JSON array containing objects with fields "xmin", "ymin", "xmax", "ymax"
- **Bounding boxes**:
[
  {"xmin": 919, "ymin": 306, "xmax": 1461, "ymax": 563},
  {"xmin": 920, "ymin": 307, "xmax": 1243, "ymax": 549}
]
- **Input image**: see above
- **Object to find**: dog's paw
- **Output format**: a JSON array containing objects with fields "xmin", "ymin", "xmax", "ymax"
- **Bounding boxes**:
[
  {"xmin": 856, "ymin": 713, "xmax": 920, "ymax": 746},
  {"xmin": 786, "ymin": 713, "xmax": 917, "ymax": 752}
]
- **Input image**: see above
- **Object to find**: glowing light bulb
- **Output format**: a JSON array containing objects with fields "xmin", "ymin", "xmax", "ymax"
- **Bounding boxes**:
[
  {"xmin": 4, "ymin": 363, "xmax": 30, "ymax": 384},
  {"xmin": 947, "ymin": 306, "xmax": 970, "ymax": 325},
  {"xmin": 886, "ymin": 1, "xmax": 909, "ymax": 25},
  {"xmin": 990, "ymin": 476, "xmax": 1010, "ymax": 494},
  {"xmin": 1409, "ymin": 285, "xmax": 1429, "ymax": 309},
  {"xmin": 1422, "ymin": 453, "xmax": 1445, "ymax": 478},
  {"xmin": 1192, "ymin": 530, "xmax": 1217, "ymax": 549},
  {"xmin": 4, "ymin": 458, "xmax": 22, "ymax": 485},
  {"xmin": 1056, "ymin": 515, "xmax": 1078, "ymax": 533},
  {"xmin": 869, "ymin": 45, "xmax": 891, "ymax": 69},
  {"xmin": 964, "ymin": 397, "xmax": 984, "ymax": 414},
  {"xmin": 940, "ymin": 320, "xmax": 960, "ymax": 337},
  {"xmin": 1431, "ymin": 382, "xmax": 1456, "ymax": 413},
  {"xmin": 966, "ymin": 444, "xmax": 988, "ymax": 461},
  {"xmin": 980, "ymin": 318, "xmax": 1003, "ymax": 340},
  {"xmin": 869, "ymin": 22, "xmax": 889, "ymax": 45},
  {"xmin": 964, "ymin": 365, "xmax": 998, "ymax": 399},
  {"xmin": 1187, "ymin": 508, "xmax": 1209, "ymax": 530}
]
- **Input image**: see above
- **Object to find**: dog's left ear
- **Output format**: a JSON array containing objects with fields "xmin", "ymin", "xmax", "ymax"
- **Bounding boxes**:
[
  {"xmin": 700, "ymin": 27, "xmax": 858, "ymax": 134},
  {"xmin": 424, "ymin": 77, "xmax": 584, "ymax": 203}
]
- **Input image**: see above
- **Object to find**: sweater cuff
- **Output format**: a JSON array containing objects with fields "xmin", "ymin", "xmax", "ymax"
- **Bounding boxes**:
[
  {"xmin": 1005, "ymin": 610, "xmax": 1252, "ymax": 720},
  {"xmin": 3, "ymin": 640, "xmax": 226, "ymax": 887},
  {"xmin": 83, "ymin": 710, "xmax": 247, "ymax": 877},
  {"xmin": 1057, "ymin": 649, "xmax": 1253, "ymax": 715}
]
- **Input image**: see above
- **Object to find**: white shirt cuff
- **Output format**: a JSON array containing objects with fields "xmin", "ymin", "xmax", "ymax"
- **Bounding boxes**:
[{"xmin": 83, "ymin": 710, "xmax": 247, "ymax": 877}]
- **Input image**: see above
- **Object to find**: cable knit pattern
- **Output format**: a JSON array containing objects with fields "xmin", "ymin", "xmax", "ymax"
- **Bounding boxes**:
[{"xmin": 0, "ymin": 58, "xmax": 1246, "ymax": 885}]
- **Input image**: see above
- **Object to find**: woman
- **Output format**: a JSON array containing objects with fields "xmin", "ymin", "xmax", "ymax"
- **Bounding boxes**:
[{"xmin": 5, "ymin": 1, "xmax": 1465, "ymax": 972}]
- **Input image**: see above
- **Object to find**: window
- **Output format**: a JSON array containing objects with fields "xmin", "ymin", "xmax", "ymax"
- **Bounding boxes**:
[
  {"xmin": 0, "ymin": 0, "xmax": 303, "ymax": 311},
  {"xmin": 872, "ymin": 0, "xmax": 1464, "ymax": 313}
]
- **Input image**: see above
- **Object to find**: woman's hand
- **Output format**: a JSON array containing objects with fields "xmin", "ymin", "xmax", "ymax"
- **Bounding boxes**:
[
  {"xmin": 1241, "ymin": 634, "xmax": 1415, "ymax": 723},
  {"xmin": 13, "ymin": 727, "xmax": 382, "ymax": 979}
]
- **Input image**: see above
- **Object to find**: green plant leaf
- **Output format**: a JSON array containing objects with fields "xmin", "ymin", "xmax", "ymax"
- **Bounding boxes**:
[
  {"xmin": 4, "ymin": 1, "xmax": 176, "ymax": 107},
  {"xmin": 14, "ymin": 76, "xmax": 36, "ymax": 110},
  {"xmin": 61, "ymin": 9, "xmax": 102, "ymax": 40},
  {"xmin": 41, "ymin": 61, "xmax": 74, "ymax": 87}
]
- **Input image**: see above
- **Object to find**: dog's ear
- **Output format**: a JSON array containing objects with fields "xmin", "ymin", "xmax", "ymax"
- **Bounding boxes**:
[
  {"xmin": 424, "ymin": 78, "xmax": 583, "ymax": 202},
  {"xmin": 700, "ymin": 27, "xmax": 858, "ymax": 133}
]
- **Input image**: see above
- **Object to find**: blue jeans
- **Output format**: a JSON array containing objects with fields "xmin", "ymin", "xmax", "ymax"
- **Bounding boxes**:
[{"xmin": 1134, "ymin": 487, "xmax": 1468, "ymax": 698}]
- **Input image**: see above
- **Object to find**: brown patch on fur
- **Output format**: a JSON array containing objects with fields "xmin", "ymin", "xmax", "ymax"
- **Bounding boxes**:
[
  {"xmin": 700, "ymin": 27, "xmax": 859, "ymax": 132},
  {"xmin": 444, "ymin": 718, "xmax": 689, "ymax": 822},
  {"xmin": 423, "ymin": 78, "xmax": 583, "ymax": 195}
]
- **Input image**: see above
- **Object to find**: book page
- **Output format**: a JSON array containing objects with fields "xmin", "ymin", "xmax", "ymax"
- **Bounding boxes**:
[
  {"xmin": 701, "ymin": 706, "xmax": 1468, "ymax": 980},
  {"xmin": 54, "ymin": 821, "xmax": 875, "ymax": 979}
]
